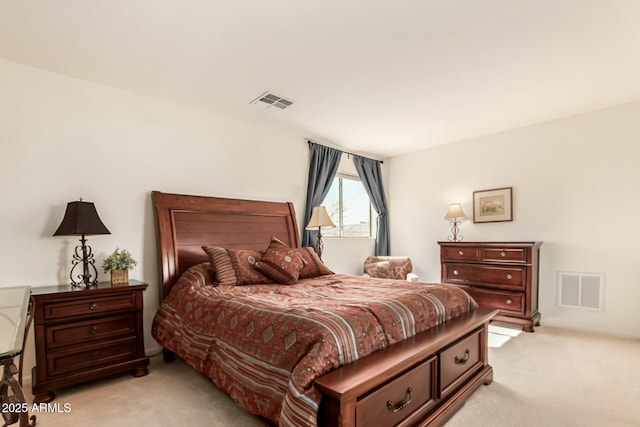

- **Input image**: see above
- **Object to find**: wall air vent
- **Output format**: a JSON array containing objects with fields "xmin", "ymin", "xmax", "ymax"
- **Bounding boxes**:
[
  {"xmin": 558, "ymin": 271, "xmax": 604, "ymax": 311},
  {"xmin": 250, "ymin": 91, "xmax": 294, "ymax": 110}
]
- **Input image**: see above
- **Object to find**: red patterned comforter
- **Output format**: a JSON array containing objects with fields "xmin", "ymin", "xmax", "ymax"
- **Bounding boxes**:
[{"xmin": 152, "ymin": 263, "xmax": 477, "ymax": 426}]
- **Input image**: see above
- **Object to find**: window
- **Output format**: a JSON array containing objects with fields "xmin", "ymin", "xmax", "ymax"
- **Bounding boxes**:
[{"xmin": 322, "ymin": 174, "xmax": 375, "ymax": 238}]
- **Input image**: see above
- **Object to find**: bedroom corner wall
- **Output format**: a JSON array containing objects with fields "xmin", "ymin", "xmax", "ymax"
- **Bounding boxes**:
[
  {"xmin": 387, "ymin": 101, "xmax": 640, "ymax": 338},
  {"xmin": 0, "ymin": 58, "xmax": 373, "ymax": 380}
]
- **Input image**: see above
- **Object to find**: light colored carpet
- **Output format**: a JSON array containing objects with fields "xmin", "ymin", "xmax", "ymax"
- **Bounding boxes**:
[{"xmin": 25, "ymin": 324, "xmax": 640, "ymax": 426}]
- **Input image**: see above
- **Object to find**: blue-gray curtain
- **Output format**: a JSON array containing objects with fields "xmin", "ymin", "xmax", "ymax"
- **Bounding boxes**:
[
  {"xmin": 302, "ymin": 143, "xmax": 342, "ymax": 247},
  {"xmin": 353, "ymin": 155, "xmax": 390, "ymax": 256}
]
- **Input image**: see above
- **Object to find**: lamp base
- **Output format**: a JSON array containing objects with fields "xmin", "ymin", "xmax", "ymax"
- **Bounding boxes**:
[
  {"xmin": 315, "ymin": 227, "xmax": 324, "ymax": 259},
  {"xmin": 447, "ymin": 219, "xmax": 463, "ymax": 242},
  {"xmin": 69, "ymin": 236, "xmax": 99, "ymax": 288}
]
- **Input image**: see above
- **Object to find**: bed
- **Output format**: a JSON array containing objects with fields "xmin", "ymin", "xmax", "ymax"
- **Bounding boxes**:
[{"xmin": 151, "ymin": 191, "xmax": 496, "ymax": 427}]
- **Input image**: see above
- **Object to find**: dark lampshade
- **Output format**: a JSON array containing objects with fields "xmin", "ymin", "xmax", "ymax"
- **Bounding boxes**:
[{"xmin": 53, "ymin": 201, "xmax": 111, "ymax": 237}]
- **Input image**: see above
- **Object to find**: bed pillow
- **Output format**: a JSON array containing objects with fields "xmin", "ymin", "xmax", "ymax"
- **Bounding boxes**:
[
  {"xmin": 295, "ymin": 246, "xmax": 334, "ymax": 279},
  {"xmin": 254, "ymin": 236, "xmax": 305, "ymax": 285},
  {"xmin": 202, "ymin": 246, "xmax": 273, "ymax": 286}
]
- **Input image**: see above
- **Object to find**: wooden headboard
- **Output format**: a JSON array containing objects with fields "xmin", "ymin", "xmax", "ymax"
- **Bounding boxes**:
[{"xmin": 152, "ymin": 191, "xmax": 300, "ymax": 299}]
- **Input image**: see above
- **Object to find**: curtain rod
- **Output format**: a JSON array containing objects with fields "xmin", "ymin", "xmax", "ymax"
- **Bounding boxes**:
[{"xmin": 306, "ymin": 139, "xmax": 383, "ymax": 163}]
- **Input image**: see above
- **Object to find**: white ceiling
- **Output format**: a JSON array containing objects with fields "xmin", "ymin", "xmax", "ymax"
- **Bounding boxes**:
[{"xmin": 2, "ymin": 0, "xmax": 640, "ymax": 158}]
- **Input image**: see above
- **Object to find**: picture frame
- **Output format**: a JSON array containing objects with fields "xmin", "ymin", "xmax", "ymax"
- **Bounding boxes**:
[{"xmin": 473, "ymin": 187, "xmax": 513, "ymax": 223}]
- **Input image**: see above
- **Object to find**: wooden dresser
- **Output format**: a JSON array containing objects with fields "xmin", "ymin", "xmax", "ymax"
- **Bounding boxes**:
[
  {"xmin": 31, "ymin": 280, "xmax": 149, "ymax": 403},
  {"xmin": 438, "ymin": 242, "xmax": 542, "ymax": 332}
]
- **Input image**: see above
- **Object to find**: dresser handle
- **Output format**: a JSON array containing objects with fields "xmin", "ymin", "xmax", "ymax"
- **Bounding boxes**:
[
  {"xmin": 455, "ymin": 349, "xmax": 470, "ymax": 365},
  {"xmin": 89, "ymin": 302, "xmax": 97, "ymax": 310},
  {"xmin": 458, "ymin": 250, "xmax": 464, "ymax": 256},
  {"xmin": 386, "ymin": 387, "xmax": 412, "ymax": 413},
  {"xmin": 90, "ymin": 326, "xmax": 98, "ymax": 334},
  {"xmin": 453, "ymin": 270, "xmax": 459, "ymax": 275},
  {"xmin": 92, "ymin": 351, "xmax": 99, "ymax": 359},
  {"xmin": 506, "ymin": 274, "xmax": 513, "ymax": 279},
  {"xmin": 500, "ymin": 251, "xmax": 506, "ymax": 257},
  {"xmin": 506, "ymin": 299, "xmax": 513, "ymax": 305}
]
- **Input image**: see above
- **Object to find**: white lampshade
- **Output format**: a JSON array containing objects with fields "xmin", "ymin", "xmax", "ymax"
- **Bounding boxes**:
[
  {"xmin": 306, "ymin": 206, "xmax": 336, "ymax": 229},
  {"xmin": 444, "ymin": 203, "xmax": 467, "ymax": 220}
]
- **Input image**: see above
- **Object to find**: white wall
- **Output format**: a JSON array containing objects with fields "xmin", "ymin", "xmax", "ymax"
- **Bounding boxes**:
[
  {"xmin": 388, "ymin": 102, "xmax": 640, "ymax": 338},
  {"xmin": 0, "ymin": 59, "xmax": 374, "ymax": 377}
]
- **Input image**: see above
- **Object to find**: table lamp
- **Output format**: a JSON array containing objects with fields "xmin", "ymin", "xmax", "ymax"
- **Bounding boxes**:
[
  {"xmin": 54, "ymin": 199, "xmax": 111, "ymax": 287},
  {"xmin": 305, "ymin": 206, "xmax": 335, "ymax": 259},
  {"xmin": 444, "ymin": 203, "xmax": 466, "ymax": 242}
]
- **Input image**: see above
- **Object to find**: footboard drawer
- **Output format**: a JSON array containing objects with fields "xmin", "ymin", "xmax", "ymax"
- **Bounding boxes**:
[
  {"xmin": 356, "ymin": 356, "xmax": 436, "ymax": 427},
  {"xmin": 439, "ymin": 329, "xmax": 482, "ymax": 397}
]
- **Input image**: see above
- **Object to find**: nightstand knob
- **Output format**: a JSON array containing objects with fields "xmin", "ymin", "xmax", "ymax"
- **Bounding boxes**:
[
  {"xmin": 506, "ymin": 299, "xmax": 513, "ymax": 305},
  {"xmin": 507, "ymin": 274, "xmax": 513, "ymax": 279},
  {"xmin": 91, "ymin": 326, "xmax": 98, "ymax": 334},
  {"xmin": 89, "ymin": 302, "xmax": 97, "ymax": 310},
  {"xmin": 458, "ymin": 251, "xmax": 464, "ymax": 256},
  {"xmin": 92, "ymin": 351, "xmax": 99, "ymax": 359},
  {"xmin": 453, "ymin": 270, "xmax": 459, "ymax": 276},
  {"xmin": 500, "ymin": 251, "xmax": 506, "ymax": 257}
]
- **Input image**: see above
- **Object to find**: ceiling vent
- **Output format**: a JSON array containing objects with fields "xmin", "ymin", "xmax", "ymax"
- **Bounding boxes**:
[{"xmin": 250, "ymin": 91, "xmax": 294, "ymax": 110}]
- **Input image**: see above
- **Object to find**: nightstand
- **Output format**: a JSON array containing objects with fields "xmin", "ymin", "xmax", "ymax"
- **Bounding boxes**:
[{"xmin": 31, "ymin": 280, "xmax": 149, "ymax": 403}]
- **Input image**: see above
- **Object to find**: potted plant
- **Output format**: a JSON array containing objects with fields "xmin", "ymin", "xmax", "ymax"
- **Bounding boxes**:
[{"xmin": 103, "ymin": 248, "xmax": 137, "ymax": 286}]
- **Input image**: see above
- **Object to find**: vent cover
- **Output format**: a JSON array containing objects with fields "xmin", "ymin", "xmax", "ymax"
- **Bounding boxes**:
[
  {"xmin": 558, "ymin": 272, "xmax": 604, "ymax": 310},
  {"xmin": 250, "ymin": 91, "xmax": 294, "ymax": 110}
]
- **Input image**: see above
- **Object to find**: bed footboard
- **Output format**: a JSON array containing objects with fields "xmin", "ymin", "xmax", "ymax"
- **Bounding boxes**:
[{"xmin": 315, "ymin": 307, "xmax": 497, "ymax": 427}]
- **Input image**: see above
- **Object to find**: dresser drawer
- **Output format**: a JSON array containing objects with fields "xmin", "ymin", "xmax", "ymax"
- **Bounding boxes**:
[
  {"xmin": 480, "ymin": 247, "xmax": 527, "ymax": 263},
  {"xmin": 461, "ymin": 286, "xmax": 525, "ymax": 316},
  {"xmin": 443, "ymin": 263, "xmax": 526, "ymax": 290},
  {"xmin": 356, "ymin": 356, "xmax": 435, "ymax": 427},
  {"xmin": 441, "ymin": 246, "xmax": 479, "ymax": 261},
  {"xmin": 439, "ymin": 329, "xmax": 482, "ymax": 396},
  {"xmin": 42, "ymin": 293, "xmax": 138, "ymax": 321},
  {"xmin": 45, "ymin": 314, "xmax": 137, "ymax": 349},
  {"xmin": 47, "ymin": 337, "xmax": 137, "ymax": 377}
]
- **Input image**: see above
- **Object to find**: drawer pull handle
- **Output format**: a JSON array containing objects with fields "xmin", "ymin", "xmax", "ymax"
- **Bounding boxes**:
[
  {"xmin": 506, "ymin": 274, "xmax": 513, "ymax": 279},
  {"xmin": 386, "ymin": 387, "xmax": 412, "ymax": 413},
  {"xmin": 92, "ymin": 351, "xmax": 99, "ymax": 359},
  {"xmin": 458, "ymin": 250, "xmax": 464, "ymax": 256},
  {"xmin": 91, "ymin": 326, "xmax": 98, "ymax": 334},
  {"xmin": 455, "ymin": 349, "xmax": 470, "ymax": 365},
  {"xmin": 506, "ymin": 299, "xmax": 513, "ymax": 305},
  {"xmin": 89, "ymin": 303, "xmax": 97, "ymax": 310},
  {"xmin": 453, "ymin": 270, "xmax": 459, "ymax": 276}
]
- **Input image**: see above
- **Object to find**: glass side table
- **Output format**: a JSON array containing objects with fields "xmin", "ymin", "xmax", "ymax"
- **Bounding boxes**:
[{"xmin": 0, "ymin": 286, "xmax": 36, "ymax": 427}]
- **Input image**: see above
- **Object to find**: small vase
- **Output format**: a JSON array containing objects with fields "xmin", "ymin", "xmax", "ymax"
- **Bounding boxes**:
[{"xmin": 110, "ymin": 269, "xmax": 129, "ymax": 286}]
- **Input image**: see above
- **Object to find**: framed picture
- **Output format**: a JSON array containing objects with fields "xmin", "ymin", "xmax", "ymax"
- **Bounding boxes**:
[{"xmin": 473, "ymin": 187, "xmax": 512, "ymax": 223}]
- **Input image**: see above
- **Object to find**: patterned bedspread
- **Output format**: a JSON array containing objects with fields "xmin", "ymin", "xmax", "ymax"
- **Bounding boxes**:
[{"xmin": 152, "ymin": 263, "xmax": 477, "ymax": 426}]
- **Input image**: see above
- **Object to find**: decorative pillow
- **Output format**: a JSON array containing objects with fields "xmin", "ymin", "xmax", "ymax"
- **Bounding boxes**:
[
  {"xmin": 202, "ymin": 246, "xmax": 273, "ymax": 286},
  {"xmin": 294, "ymin": 246, "xmax": 334, "ymax": 279},
  {"xmin": 363, "ymin": 256, "xmax": 412, "ymax": 280},
  {"xmin": 254, "ymin": 236, "xmax": 305, "ymax": 285}
]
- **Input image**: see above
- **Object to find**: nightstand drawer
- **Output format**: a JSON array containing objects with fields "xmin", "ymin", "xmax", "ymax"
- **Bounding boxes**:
[
  {"xmin": 439, "ymin": 329, "xmax": 482, "ymax": 396},
  {"xmin": 47, "ymin": 337, "xmax": 137, "ymax": 377},
  {"xmin": 356, "ymin": 357, "xmax": 435, "ymax": 427},
  {"xmin": 42, "ymin": 293, "xmax": 138, "ymax": 321},
  {"xmin": 443, "ymin": 264, "xmax": 525, "ymax": 291},
  {"xmin": 461, "ymin": 287, "xmax": 525, "ymax": 316},
  {"xmin": 45, "ymin": 314, "xmax": 136, "ymax": 349}
]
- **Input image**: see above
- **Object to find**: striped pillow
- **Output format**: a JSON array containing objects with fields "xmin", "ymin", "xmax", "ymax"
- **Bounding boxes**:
[{"xmin": 202, "ymin": 246, "xmax": 273, "ymax": 286}]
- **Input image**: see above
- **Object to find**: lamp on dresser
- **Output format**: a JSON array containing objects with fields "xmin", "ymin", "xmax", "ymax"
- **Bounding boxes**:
[
  {"xmin": 53, "ymin": 199, "xmax": 110, "ymax": 288},
  {"xmin": 444, "ymin": 203, "xmax": 466, "ymax": 242},
  {"xmin": 305, "ymin": 205, "xmax": 335, "ymax": 259}
]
